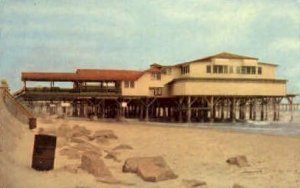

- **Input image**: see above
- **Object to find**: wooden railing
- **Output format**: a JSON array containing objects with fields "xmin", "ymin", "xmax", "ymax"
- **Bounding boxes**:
[
  {"xmin": 1, "ymin": 87, "xmax": 36, "ymax": 129},
  {"xmin": 25, "ymin": 87, "xmax": 121, "ymax": 93}
]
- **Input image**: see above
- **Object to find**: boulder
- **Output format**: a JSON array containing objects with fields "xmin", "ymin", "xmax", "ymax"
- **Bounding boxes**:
[
  {"xmin": 56, "ymin": 124, "xmax": 72, "ymax": 138},
  {"xmin": 81, "ymin": 151, "xmax": 113, "ymax": 179},
  {"xmin": 232, "ymin": 184, "xmax": 246, "ymax": 188},
  {"xmin": 60, "ymin": 148, "xmax": 80, "ymax": 159},
  {"xmin": 70, "ymin": 137, "xmax": 86, "ymax": 143},
  {"xmin": 182, "ymin": 179, "xmax": 207, "ymax": 188},
  {"xmin": 104, "ymin": 150, "xmax": 121, "ymax": 162},
  {"xmin": 123, "ymin": 156, "xmax": 178, "ymax": 182},
  {"xmin": 113, "ymin": 144, "xmax": 133, "ymax": 151},
  {"xmin": 71, "ymin": 125, "xmax": 91, "ymax": 137},
  {"xmin": 226, "ymin": 155, "xmax": 249, "ymax": 167},
  {"xmin": 72, "ymin": 142, "xmax": 102, "ymax": 156},
  {"xmin": 92, "ymin": 130, "xmax": 118, "ymax": 140}
]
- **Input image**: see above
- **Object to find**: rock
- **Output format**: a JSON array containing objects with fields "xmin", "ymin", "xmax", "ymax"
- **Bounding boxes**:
[
  {"xmin": 60, "ymin": 148, "xmax": 80, "ymax": 159},
  {"xmin": 72, "ymin": 142, "xmax": 102, "ymax": 156},
  {"xmin": 56, "ymin": 124, "xmax": 72, "ymax": 138},
  {"xmin": 92, "ymin": 130, "xmax": 118, "ymax": 140},
  {"xmin": 70, "ymin": 137, "xmax": 86, "ymax": 143},
  {"xmin": 226, "ymin": 155, "xmax": 249, "ymax": 167},
  {"xmin": 57, "ymin": 137, "xmax": 69, "ymax": 148},
  {"xmin": 104, "ymin": 150, "xmax": 121, "ymax": 162},
  {"xmin": 182, "ymin": 179, "xmax": 207, "ymax": 188},
  {"xmin": 71, "ymin": 125, "xmax": 91, "ymax": 137},
  {"xmin": 62, "ymin": 164, "xmax": 79, "ymax": 174},
  {"xmin": 81, "ymin": 151, "xmax": 113, "ymax": 179},
  {"xmin": 123, "ymin": 156, "xmax": 178, "ymax": 182},
  {"xmin": 232, "ymin": 184, "xmax": 246, "ymax": 188},
  {"xmin": 113, "ymin": 144, "xmax": 133, "ymax": 151}
]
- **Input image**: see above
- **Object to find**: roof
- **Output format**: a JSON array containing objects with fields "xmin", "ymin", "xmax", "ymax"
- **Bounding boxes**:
[
  {"xmin": 76, "ymin": 69, "xmax": 144, "ymax": 81},
  {"xmin": 22, "ymin": 72, "xmax": 78, "ymax": 81},
  {"xmin": 22, "ymin": 69, "xmax": 144, "ymax": 81},
  {"xmin": 177, "ymin": 52, "xmax": 258, "ymax": 66},
  {"xmin": 258, "ymin": 62, "xmax": 278, "ymax": 67}
]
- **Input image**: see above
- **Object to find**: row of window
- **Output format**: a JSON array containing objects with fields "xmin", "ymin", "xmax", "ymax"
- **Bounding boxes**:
[{"xmin": 207, "ymin": 65, "xmax": 262, "ymax": 75}]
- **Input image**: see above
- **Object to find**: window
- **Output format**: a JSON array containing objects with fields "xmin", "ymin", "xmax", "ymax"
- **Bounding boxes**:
[
  {"xmin": 166, "ymin": 67, "xmax": 172, "ymax": 75},
  {"xmin": 124, "ymin": 81, "xmax": 135, "ymax": 88},
  {"xmin": 258, "ymin": 67, "xmax": 262, "ymax": 74},
  {"xmin": 124, "ymin": 81, "xmax": 129, "ymax": 88},
  {"xmin": 212, "ymin": 65, "xmax": 228, "ymax": 74},
  {"xmin": 206, "ymin": 65, "xmax": 211, "ymax": 73},
  {"xmin": 237, "ymin": 66, "xmax": 257, "ymax": 74},
  {"xmin": 151, "ymin": 72, "xmax": 161, "ymax": 80},
  {"xmin": 236, "ymin": 67, "xmax": 241, "ymax": 74},
  {"xmin": 150, "ymin": 87, "xmax": 162, "ymax": 96},
  {"xmin": 129, "ymin": 81, "xmax": 134, "ymax": 88},
  {"xmin": 181, "ymin": 65, "xmax": 190, "ymax": 75}
]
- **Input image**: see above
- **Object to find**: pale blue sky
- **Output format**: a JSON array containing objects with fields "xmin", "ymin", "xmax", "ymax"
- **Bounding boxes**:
[{"xmin": 0, "ymin": 0, "xmax": 299, "ymax": 95}]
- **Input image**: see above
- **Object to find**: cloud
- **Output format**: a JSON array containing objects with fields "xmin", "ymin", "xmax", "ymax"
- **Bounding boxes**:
[{"xmin": 269, "ymin": 38, "xmax": 300, "ymax": 52}]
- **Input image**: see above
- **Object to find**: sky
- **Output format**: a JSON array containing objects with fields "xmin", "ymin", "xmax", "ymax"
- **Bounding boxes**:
[{"xmin": 0, "ymin": 0, "xmax": 299, "ymax": 96}]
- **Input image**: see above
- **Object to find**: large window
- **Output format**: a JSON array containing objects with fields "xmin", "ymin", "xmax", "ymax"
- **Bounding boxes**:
[
  {"xmin": 151, "ymin": 72, "xmax": 161, "ymax": 80},
  {"xmin": 258, "ymin": 67, "xmax": 262, "ymax": 74},
  {"xmin": 124, "ymin": 81, "xmax": 135, "ymax": 88},
  {"xmin": 181, "ymin": 65, "xmax": 190, "ymax": 75},
  {"xmin": 206, "ymin": 65, "xmax": 211, "ymax": 73},
  {"xmin": 237, "ymin": 66, "xmax": 256, "ymax": 74},
  {"xmin": 212, "ymin": 65, "xmax": 228, "ymax": 74},
  {"xmin": 150, "ymin": 87, "xmax": 162, "ymax": 96}
]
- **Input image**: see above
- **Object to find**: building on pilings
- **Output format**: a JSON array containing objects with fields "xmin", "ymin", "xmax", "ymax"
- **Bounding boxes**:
[{"xmin": 16, "ymin": 52, "xmax": 296, "ymax": 122}]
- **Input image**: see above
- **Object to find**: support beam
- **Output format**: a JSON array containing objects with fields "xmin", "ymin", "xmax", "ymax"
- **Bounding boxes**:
[{"xmin": 187, "ymin": 96, "xmax": 191, "ymax": 123}]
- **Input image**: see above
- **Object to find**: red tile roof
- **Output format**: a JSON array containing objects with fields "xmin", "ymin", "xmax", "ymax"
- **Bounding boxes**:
[
  {"xmin": 76, "ymin": 69, "xmax": 144, "ymax": 81},
  {"xmin": 22, "ymin": 69, "xmax": 144, "ymax": 81}
]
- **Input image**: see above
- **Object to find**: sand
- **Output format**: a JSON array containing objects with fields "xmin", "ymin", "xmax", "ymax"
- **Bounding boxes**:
[
  {"xmin": 1, "ymin": 91, "xmax": 300, "ymax": 187},
  {"xmin": 1, "ymin": 114, "xmax": 300, "ymax": 188}
]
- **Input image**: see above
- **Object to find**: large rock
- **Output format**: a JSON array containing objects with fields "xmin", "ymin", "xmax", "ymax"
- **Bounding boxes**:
[
  {"xmin": 113, "ymin": 144, "xmax": 133, "ymax": 151},
  {"xmin": 182, "ymin": 179, "xmax": 207, "ymax": 188},
  {"xmin": 92, "ymin": 130, "xmax": 118, "ymax": 140},
  {"xmin": 59, "ymin": 147, "xmax": 80, "ymax": 159},
  {"xmin": 123, "ymin": 156, "xmax": 178, "ymax": 182},
  {"xmin": 226, "ymin": 155, "xmax": 249, "ymax": 167},
  {"xmin": 81, "ymin": 151, "xmax": 113, "ymax": 179},
  {"xmin": 71, "ymin": 125, "xmax": 91, "ymax": 137},
  {"xmin": 232, "ymin": 184, "xmax": 246, "ymax": 188}
]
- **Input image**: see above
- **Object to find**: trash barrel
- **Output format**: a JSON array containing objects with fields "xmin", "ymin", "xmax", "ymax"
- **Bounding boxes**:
[{"xmin": 31, "ymin": 134, "xmax": 57, "ymax": 171}]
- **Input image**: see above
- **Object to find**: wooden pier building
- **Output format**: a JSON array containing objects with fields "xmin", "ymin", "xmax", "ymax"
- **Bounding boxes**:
[{"xmin": 15, "ymin": 52, "xmax": 296, "ymax": 122}]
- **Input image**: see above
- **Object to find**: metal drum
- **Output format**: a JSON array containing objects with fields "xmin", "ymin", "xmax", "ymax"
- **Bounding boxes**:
[{"xmin": 31, "ymin": 134, "xmax": 57, "ymax": 171}]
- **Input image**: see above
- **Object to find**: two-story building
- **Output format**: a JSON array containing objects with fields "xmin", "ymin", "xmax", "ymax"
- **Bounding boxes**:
[{"xmin": 18, "ymin": 52, "xmax": 293, "ymax": 122}]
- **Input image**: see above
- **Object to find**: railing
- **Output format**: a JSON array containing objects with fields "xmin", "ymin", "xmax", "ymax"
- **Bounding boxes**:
[
  {"xmin": 1, "ymin": 87, "xmax": 36, "ymax": 129},
  {"xmin": 25, "ymin": 87, "xmax": 121, "ymax": 93}
]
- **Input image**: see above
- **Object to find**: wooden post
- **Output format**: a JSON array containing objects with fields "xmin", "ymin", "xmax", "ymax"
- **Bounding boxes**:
[
  {"xmin": 249, "ymin": 100, "xmax": 253, "ymax": 120},
  {"xmin": 287, "ymin": 97, "xmax": 294, "ymax": 122},
  {"xmin": 210, "ymin": 96, "xmax": 214, "ymax": 122},
  {"xmin": 221, "ymin": 100, "xmax": 224, "ymax": 121},
  {"xmin": 230, "ymin": 98, "xmax": 236, "ymax": 122},
  {"xmin": 187, "ymin": 96, "xmax": 191, "ymax": 123},
  {"xmin": 260, "ymin": 99, "xmax": 264, "ymax": 121},
  {"xmin": 178, "ymin": 97, "xmax": 184, "ymax": 123}
]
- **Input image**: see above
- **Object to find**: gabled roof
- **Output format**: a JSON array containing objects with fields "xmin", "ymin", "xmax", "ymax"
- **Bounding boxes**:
[{"xmin": 177, "ymin": 52, "xmax": 258, "ymax": 66}]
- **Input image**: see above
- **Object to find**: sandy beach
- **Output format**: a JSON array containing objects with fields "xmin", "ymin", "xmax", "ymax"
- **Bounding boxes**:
[{"xmin": 1, "ymin": 107, "xmax": 300, "ymax": 188}]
